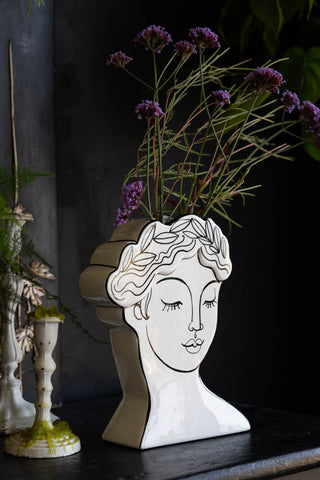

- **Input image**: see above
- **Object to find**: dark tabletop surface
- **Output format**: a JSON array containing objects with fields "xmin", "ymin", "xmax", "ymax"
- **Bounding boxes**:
[{"xmin": 1, "ymin": 396, "xmax": 320, "ymax": 480}]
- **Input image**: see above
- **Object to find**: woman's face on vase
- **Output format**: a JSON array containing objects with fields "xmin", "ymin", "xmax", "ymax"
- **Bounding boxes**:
[{"xmin": 145, "ymin": 254, "xmax": 221, "ymax": 372}]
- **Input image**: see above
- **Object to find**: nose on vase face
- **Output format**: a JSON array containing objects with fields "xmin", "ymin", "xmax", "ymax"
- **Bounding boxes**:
[{"xmin": 188, "ymin": 306, "xmax": 203, "ymax": 332}]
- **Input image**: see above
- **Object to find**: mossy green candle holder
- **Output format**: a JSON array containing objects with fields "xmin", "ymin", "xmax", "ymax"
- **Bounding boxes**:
[{"xmin": 4, "ymin": 315, "xmax": 80, "ymax": 458}]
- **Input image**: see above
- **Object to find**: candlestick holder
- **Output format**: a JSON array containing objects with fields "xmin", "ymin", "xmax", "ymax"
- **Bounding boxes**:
[
  {"xmin": 4, "ymin": 316, "xmax": 81, "ymax": 458},
  {"xmin": 0, "ymin": 212, "xmax": 36, "ymax": 434}
]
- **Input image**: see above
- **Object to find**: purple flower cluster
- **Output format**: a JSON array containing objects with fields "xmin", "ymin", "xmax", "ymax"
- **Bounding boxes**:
[
  {"xmin": 106, "ymin": 51, "xmax": 133, "ymax": 68},
  {"xmin": 134, "ymin": 25, "xmax": 172, "ymax": 53},
  {"xmin": 107, "ymin": 26, "xmax": 221, "ymax": 74},
  {"xmin": 135, "ymin": 100, "xmax": 164, "ymax": 120},
  {"xmin": 211, "ymin": 89, "xmax": 230, "ymax": 107},
  {"xmin": 294, "ymin": 100, "xmax": 320, "ymax": 150},
  {"xmin": 299, "ymin": 100, "xmax": 320, "ymax": 132},
  {"xmin": 281, "ymin": 90, "xmax": 300, "ymax": 113},
  {"xmin": 188, "ymin": 27, "xmax": 220, "ymax": 51},
  {"xmin": 114, "ymin": 208, "xmax": 129, "ymax": 226},
  {"xmin": 245, "ymin": 67, "xmax": 285, "ymax": 94},
  {"xmin": 280, "ymin": 93, "xmax": 320, "ymax": 149},
  {"xmin": 174, "ymin": 40, "xmax": 197, "ymax": 59},
  {"xmin": 114, "ymin": 181, "xmax": 144, "ymax": 227},
  {"xmin": 120, "ymin": 181, "xmax": 144, "ymax": 211}
]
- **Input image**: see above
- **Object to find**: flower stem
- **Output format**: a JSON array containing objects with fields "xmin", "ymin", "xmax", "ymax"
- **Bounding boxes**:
[
  {"xmin": 157, "ymin": 118, "xmax": 163, "ymax": 221},
  {"xmin": 123, "ymin": 67, "xmax": 155, "ymax": 91},
  {"xmin": 152, "ymin": 51, "xmax": 159, "ymax": 101},
  {"xmin": 185, "ymin": 118, "xmax": 212, "ymax": 213},
  {"xmin": 146, "ymin": 120, "xmax": 151, "ymax": 213}
]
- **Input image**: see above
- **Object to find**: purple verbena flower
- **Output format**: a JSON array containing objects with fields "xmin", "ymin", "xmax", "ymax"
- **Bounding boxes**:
[
  {"xmin": 299, "ymin": 100, "xmax": 320, "ymax": 132},
  {"xmin": 114, "ymin": 208, "xmax": 130, "ymax": 227},
  {"xmin": 106, "ymin": 51, "xmax": 133, "ymax": 68},
  {"xmin": 244, "ymin": 67, "xmax": 285, "ymax": 94},
  {"xmin": 135, "ymin": 100, "xmax": 164, "ymax": 120},
  {"xmin": 211, "ymin": 89, "xmax": 231, "ymax": 107},
  {"xmin": 134, "ymin": 25, "xmax": 172, "ymax": 53},
  {"xmin": 120, "ymin": 181, "xmax": 144, "ymax": 211},
  {"xmin": 174, "ymin": 40, "xmax": 197, "ymax": 59},
  {"xmin": 281, "ymin": 90, "xmax": 300, "ymax": 113},
  {"xmin": 188, "ymin": 27, "xmax": 220, "ymax": 51},
  {"xmin": 114, "ymin": 181, "xmax": 144, "ymax": 226}
]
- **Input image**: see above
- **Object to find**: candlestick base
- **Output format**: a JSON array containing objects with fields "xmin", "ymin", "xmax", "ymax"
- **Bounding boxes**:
[
  {"xmin": 4, "ymin": 420, "xmax": 81, "ymax": 458},
  {"xmin": 0, "ymin": 400, "xmax": 59, "ymax": 435}
]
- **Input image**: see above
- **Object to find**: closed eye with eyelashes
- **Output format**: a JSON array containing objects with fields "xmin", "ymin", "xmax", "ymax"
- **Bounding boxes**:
[
  {"xmin": 203, "ymin": 298, "xmax": 217, "ymax": 309},
  {"xmin": 161, "ymin": 300, "xmax": 183, "ymax": 311},
  {"xmin": 160, "ymin": 298, "xmax": 216, "ymax": 311}
]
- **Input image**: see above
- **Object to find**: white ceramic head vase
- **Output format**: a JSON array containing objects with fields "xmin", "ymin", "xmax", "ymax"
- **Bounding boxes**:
[
  {"xmin": 80, "ymin": 214, "xmax": 250, "ymax": 449},
  {"xmin": 108, "ymin": 215, "xmax": 231, "ymax": 369}
]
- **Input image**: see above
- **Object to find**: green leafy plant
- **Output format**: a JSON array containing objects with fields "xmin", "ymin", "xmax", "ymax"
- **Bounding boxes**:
[
  {"xmin": 27, "ymin": 0, "xmax": 45, "ymax": 19},
  {"xmin": 217, "ymin": 0, "xmax": 320, "ymax": 160},
  {"xmin": 217, "ymin": 0, "xmax": 315, "ymax": 58},
  {"xmin": 0, "ymin": 166, "xmax": 54, "ymax": 206},
  {"xmin": 107, "ymin": 25, "xmax": 319, "ymax": 227}
]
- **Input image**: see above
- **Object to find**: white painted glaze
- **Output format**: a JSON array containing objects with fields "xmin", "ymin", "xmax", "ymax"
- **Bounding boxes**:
[
  {"xmin": 0, "ymin": 215, "xmax": 36, "ymax": 434},
  {"xmin": 4, "ymin": 318, "xmax": 81, "ymax": 458},
  {"xmin": 102, "ymin": 215, "xmax": 250, "ymax": 448},
  {"xmin": 124, "ymin": 255, "xmax": 250, "ymax": 448}
]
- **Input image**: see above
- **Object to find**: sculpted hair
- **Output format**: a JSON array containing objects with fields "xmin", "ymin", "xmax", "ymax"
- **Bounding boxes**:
[{"xmin": 107, "ymin": 215, "xmax": 232, "ymax": 311}]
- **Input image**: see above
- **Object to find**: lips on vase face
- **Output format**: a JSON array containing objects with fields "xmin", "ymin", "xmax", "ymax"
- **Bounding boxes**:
[{"xmin": 145, "ymin": 254, "xmax": 221, "ymax": 372}]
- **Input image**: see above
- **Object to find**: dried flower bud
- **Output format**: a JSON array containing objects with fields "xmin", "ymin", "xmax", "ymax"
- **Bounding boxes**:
[
  {"xmin": 244, "ymin": 67, "xmax": 285, "ymax": 94},
  {"xmin": 281, "ymin": 90, "xmax": 300, "ymax": 113},
  {"xmin": 211, "ymin": 89, "xmax": 230, "ymax": 107},
  {"xmin": 299, "ymin": 100, "xmax": 320, "ymax": 132},
  {"xmin": 114, "ymin": 208, "xmax": 130, "ymax": 227},
  {"xmin": 135, "ymin": 100, "xmax": 164, "ymax": 120},
  {"xmin": 134, "ymin": 25, "xmax": 172, "ymax": 53},
  {"xmin": 120, "ymin": 181, "xmax": 143, "ymax": 211},
  {"xmin": 106, "ymin": 51, "xmax": 133, "ymax": 68},
  {"xmin": 114, "ymin": 181, "xmax": 144, "ymax": 227},
  {"xmin": 188, "ymin": 27, "xmax": 220, "ymax": 51},
  {"xmin": 174, "ymin": 40, "xmax": 197, "ymax": 59}
]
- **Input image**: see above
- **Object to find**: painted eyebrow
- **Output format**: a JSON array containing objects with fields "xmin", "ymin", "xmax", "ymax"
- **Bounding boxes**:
[
  {"xmin": 203, "ymin": 280, "xmax": 218, "ymax": 290},
  {"xmin": 156, "ymin": 277, "xmax": 188, "ymax": 286},
  {"xmin": 157, "ymin": 278, "xmax": 218, "ymax": 290}
]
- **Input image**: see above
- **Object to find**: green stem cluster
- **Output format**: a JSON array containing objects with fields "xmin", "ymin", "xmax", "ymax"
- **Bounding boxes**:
[{"xmin": 119, "ymin": 44, "xmax": 310, "ymax": 227}]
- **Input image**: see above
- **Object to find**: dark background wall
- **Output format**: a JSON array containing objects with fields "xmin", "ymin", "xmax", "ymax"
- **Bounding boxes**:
[
  {"xmin": 1, "ymin": 1, "xmax": 319, "ymax": 415},
  {"xmin": 0, "ymin": 0, "xmax": 61, "ymax": 405},
  {"xmin": 54, "ymin": 0, "xmax": 320, "ymax": 414}
]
